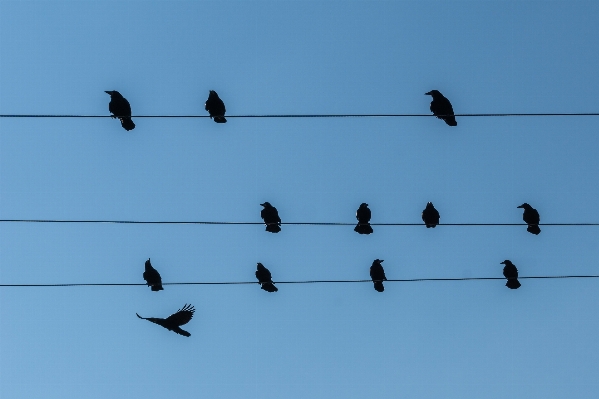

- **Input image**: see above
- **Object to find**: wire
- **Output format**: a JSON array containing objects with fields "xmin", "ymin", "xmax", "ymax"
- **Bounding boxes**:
[
  {"xmin": 1, "ymin": 113, "xmax": 599, "ymax": 119},
  {"xmin": 0, "ymin": 219, "xmax": 597, "ymax": 226},
  {"xmin": 1, "ymin": 275, "xmax": 598, "ymax": 287}
]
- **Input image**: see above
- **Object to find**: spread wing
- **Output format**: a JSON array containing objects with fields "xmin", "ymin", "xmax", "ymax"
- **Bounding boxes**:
[{"xmin": 165, "ymin": 304, "xmax": 195, "ymax": 326}]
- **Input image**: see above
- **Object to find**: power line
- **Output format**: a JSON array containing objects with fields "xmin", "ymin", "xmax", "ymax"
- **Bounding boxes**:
[
  {"xmin": 1, "ymin": 275, "xmax": 598, "ymax": 287},
  {"xmin": 0, "ymin": 219, "xmax": 597, "ymax": 226},
  {"xmin": 1, "ymin": 113, "xmax": 599, "ymax": 119}
]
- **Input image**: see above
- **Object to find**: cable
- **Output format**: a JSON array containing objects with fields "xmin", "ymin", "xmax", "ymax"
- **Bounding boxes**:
[
  {"xmin": 1, "ymin": 113, "xmax": 599, "ymax": 118},
  {"xmin": 2, "ymin": 275, "xmax": 598, "ymax": 287},
  {"xmin": 0, "ymin": 219, "xmax": 597, "ymax": 226}
]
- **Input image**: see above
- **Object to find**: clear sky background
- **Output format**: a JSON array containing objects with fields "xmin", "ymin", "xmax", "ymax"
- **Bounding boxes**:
[{"xmin": 1, "ymin": 1, "xmax": 598, "ymax": 398}]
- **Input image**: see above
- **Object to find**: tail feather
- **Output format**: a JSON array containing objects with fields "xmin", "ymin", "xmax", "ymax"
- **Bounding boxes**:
[
  {"xmin": 261, "ymin": 283, "xmax": 278, "ymax": 292},
  {"xmin": 354, "ymin": 224, "xmax": 373, "ymax": 235},
  {"xmin": 527, "ymin": 225, "xmax": 541, "ymax": 235},
  {"xmin": 151, "ymin": 285, "xmax": 164, "ymax": 291},
  {"xmin": 120, "ymin": 117, "xmax": 135, "ymax": 131},
  {"xmin": 214, "ymin": 116, "xmax": 227, "ymax": 123},
  {"xmin": 266, "ymin": 224, "xmax": 281, "ymax": 233},
  {"xmin": 373, "ymin": 281, "xmax": 385, "ymax": 292},
  {"xmin": 444, "ymin": 117, "xmax": 457, "ymax": 126},
  {"xmin": 506, "ymin": 279, "xmax": 521, "ymax": 289}
]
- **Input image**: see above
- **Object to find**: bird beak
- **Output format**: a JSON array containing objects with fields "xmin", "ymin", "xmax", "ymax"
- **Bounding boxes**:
[
  {"xmin": 500, "ymin": 261, "xmax": 506, "ymax": 264},
  {"xmin": 260, "ymin": 203, "xmax": 266, "ymax": 206},
  {"xmin": 380, "ymin": 260, "xmax": 384, "ymax": 263},
  {"xmin": 517, "ymin": 205, "xmax": 524, "ymax": 208},
  {"xmin": 425, "ymin": 91, "xmax": 432, "ymax": 95},
  {"xmin": 104, "ymin": 91, "xmax": 112, "ymax": 94}
]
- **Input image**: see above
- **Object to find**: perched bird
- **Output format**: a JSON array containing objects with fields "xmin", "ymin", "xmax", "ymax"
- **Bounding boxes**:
[
  {"xmin": 370, "ymin": 259, "xmax": 387, "ymax": 292},
  {"xmin": 517, "ymin": 203, "xmax": 541, "ymax": 235},
  {"xmin": 136, "ymin": 304, "xmax": 195, "ymax": 337},
  {"xmin": 501, "ymin": 260, "xmax": 521, "ymax": 289},
  {"xmin": 105, "ymin": 90, "xmax": 135, "ymax": 131},
  {"xmin": 260, "ymin": 202, "xmax": 281, "ymax": 233},
  {"xmin": 205, "ymin": 90, "xmax": 227, "ymax": 123},
  {"xmin": 354, "ymin": 203, "xmax": 373, "ymax": 235},
  {"xmin": 425, "ymin": 90, "xmax": 457, "ymax": 126},
  {"xmin": 422, "ymin": 202, "xmax": 440, "ymax": 228},
  {"xmin": 255, "ymin": 263, "xmax": 278, "ymax": 292},
  {"xmin": 142, "ymin": 258, "xmax": 163, "ymax": 291}
]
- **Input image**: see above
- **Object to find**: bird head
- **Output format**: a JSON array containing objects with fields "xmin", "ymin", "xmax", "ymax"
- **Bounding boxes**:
[
  {"xmin": 375, "ymin": 259, "xmax": 384, "ymax": 264},
  {"xmin": 145, "ymin": 258, "xmax": 151, "ymax": 268},
  {"xmin": 360, "ymin": 203, "xmax": 368, "ymax": 208},
  {"xmin": 260, "ymin": 202, "xmax": 271, "ymax": 208},
  {"xmin": 500, "ymin": 260, "xmax": 513, "ymax": 266},
  {"xmin": 426, "ymin": 202, "xmax": 434, "ymax": 208},
  {"xmin": 425, "ymin": 90, "xmax": 441, "ymax": 97},
  {"xmin": 257, "ymin": 263, "xmax": 265, "ymax": 271}
]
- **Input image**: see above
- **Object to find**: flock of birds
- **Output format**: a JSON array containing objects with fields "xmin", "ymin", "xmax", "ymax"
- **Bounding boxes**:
[{"xmin": 135, "ymin": 199, "xmax": 540, "ymax": 337}]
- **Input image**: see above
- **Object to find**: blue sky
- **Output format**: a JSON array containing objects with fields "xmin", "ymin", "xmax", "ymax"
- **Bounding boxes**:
[{"xmin": 1, "ymin": 1, "xmax": 598, "ymax": 398}]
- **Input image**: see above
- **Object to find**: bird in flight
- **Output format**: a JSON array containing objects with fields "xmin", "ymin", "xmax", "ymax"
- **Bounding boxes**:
[
  {"xmin": 260, "ymin": 202, "xmax": 282, "ymax": 233},
  {"xmin": 354, "ymin": 203, "xmax": 373, "ymax": 235},
  {"xmin": 422, "ymin": 202, "xmax": 440, "ymax": 228},
  {"xmin": 425, "ymin": 90, "xmax": 457, "ymax": 126},
  {"xmin": 137, "ymin": 304, "xmax": 195, "ymax": 337},
  {"xmin": 517, "ymin": 203, "xmax": 541, "ymax": 235},
  {"xmin": 255, "ymin": 263, "xmax": 278, "ymax": 292},
  {"xmin": 205, "ymin": 90, "xmax": 227, "ymax": 123},
  {"xmin": 105, "ymin": 90, "xmax": 135, "ymax": 131},
  {"xmin": 143, "ymin": 258, "xmax": 163, "ymax": 291},
  {"xmin": 370, "ymin": 259, "xmax": 387, "ymax": 292},
  {"xmin": 501, "ymin": 260, "xmax": 521, "ymax": 289}
]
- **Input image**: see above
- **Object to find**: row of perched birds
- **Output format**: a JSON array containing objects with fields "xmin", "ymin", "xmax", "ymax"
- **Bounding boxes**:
[
  {"xmin": 262, "ymin": 201, "xmax": 542, "ymax": 235},
  {"xmin": 105, "ymin": 89, "xmax": 458, "ymax": 131},
  {"xmin": 137, "ymin": 257, "xmax": 523, "ymax": 337}
]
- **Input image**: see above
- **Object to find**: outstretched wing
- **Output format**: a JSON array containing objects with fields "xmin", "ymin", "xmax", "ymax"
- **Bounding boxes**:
[{"xmin": 165, "ymin": 304, "xmax": 195, "ymax": 326}]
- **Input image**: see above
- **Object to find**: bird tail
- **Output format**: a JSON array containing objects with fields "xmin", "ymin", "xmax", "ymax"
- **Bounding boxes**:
[
  {"xmin": 151, "ymin": 285, "xmax": 164, "ymax": 291},
  {"xmin": 354, "ymin": 223, "xmax": 373, "ymax": 235},
  {"xmin": 506, "ymin": 279, "xmax": 521, "ymax": 289},
  {"xmin": 527, "ymin": 225, "xmax": 541, "ymax": 235},
  {"xmin": 214, "ymin": 116, "xmax": 227, "ymax": 123},
  {"xmin": 444, "ymin": 117, "xmax": 457, "ymax": 126},
  {"xmin": 172, "ymin": 327, "xmax": 191, "ymax": 337},
  {"xmin": 261, "ymin": 283, "xmax": 278, "ymax": 292},
  {"xmin": 425, "ymin": 223, "xmax": 437, "ymax": 228},
  {"xmin": 373, "ymin": 281, "xmax": 385, "ymax": 292},
  {"xmin": 120, "ymin": 117, "xmax": 135, "ymax": 131},
  {"xmin": 266, "ymin": 224, "xmax": 281, "ymax": 233}
]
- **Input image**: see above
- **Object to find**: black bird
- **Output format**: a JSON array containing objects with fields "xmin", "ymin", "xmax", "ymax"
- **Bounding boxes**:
[
  {"xmin": 517, "ymin": 203, "xmax": 541, "ymax": 235},
  {"xmin": 205, "ymin": 90, "xmax": 227, "ymax": 123},
  {"xmin": 260, "ymin": 202, "xmax": 281, "ymax": 233},
  {"xmin": 142, "ymin": 258, "xmax": 163, "ymax": 291},
  {"xmin": 354, "ymin": 203, "xmax": 373, "ymax": 235},
  {"xmin": 136, "ymin": 304, "xmax": 195, "ymax": 337},
  {"xmin": 255, "ymin": 263, "xmax": 278, "ymax": 292},
  {"xmin": 422, "ymin": 202, "xmax": 440, "ymax": 228},
  {"xmin": 105, "ymin": 90, "xmax": 135, "ymax": 131},
  {"xmin": 370, "ymin": 259, "xmax": 387, "ymax": 292},
  {"xmin": 425, "ymin": 90, "xmax": 457, "ymax": 126},
  {"xmin": 501, "ymin": 260, "xmax": 521, "ymax": 289}
]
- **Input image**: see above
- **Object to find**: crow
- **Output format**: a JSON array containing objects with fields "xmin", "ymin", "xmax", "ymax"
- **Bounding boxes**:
[
  {"xmin": 517, "ymin": 203, "xmax": 541, "ymax": 235},
  {"xmin": 422, "ymin": 202, "xmax": 440, "ymax": 228},
  {"xmin": 255, "ymin": 263, "xmax": 278, "ymax": 292},
  {"xmin": 105, "ymin": 90, "xmax": 135, "ymax": 131},
  {"xmin": 354, "ymin": 203, "xmax": 373, "ymax": 235},
  {"xmin": 425, "ymin": 90, "xmax": 457, "ymax": 126},
  {"xmin": 205, "ymin": 90, "xmax": 227, "ymax": 123},
  {"xmin": 501, "ymin": 260, "xmax": 521, "ymax": 289},
  {"xmin": 260, "ymin": 202, "xmax": 281, "ymax": 233},
  {"xmin": 136, "ymin": 304, "xmax": 195, "ymax": 337},
  {"xmin": 370, "ymin": 259, "xmax": 387, "ymax": 292},
  {"xmin": 143, "ymin": 258, "xmax": 163, "ymax": 291}
]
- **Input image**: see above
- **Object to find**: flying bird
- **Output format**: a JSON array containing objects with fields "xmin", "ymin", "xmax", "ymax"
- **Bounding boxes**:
[
  {"xmin": 370, "ymin": 259, "xmax": 387, "ymax": 292},
  {"xmin": 136, "ymin": 304, "xmax": 195, "ymax": 337},
  {"xmin": 260, "ymin": 202, "xmax": 281, "ymax": 233},
  {"xmin": 425, "ymin": 90, "xmax": 457, "ymax": 126},
  {"xmin": 255, "ymin": 263, "xmax": 278, "ymax": 292},
  {"xmin": 205, "ymin": 90, "xmax": 227, "ymax": 123},
  {"xmin": 105, "ymin": 90, "xmax": 135, "ymax": 131},
  {"xmin": 354, "ymin": 203, "xmax": 373, "ymax": 235},
  {"xmin": 517, "ymin": 203, "xmax": 541, "ymax": 235},
  {"xmin": 422, "ymin": 202, "xmax": 440, "ymax": 228},
  {"xmin": 501, "ymin": 260, "xmax": 521, "ymax": 289},
  {"xmin": 143, "ymin": 258, "xmax": 163, "ymax": 291}
]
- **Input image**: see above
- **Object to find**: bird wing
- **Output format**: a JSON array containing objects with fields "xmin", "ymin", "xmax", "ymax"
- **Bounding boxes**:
[{"xmin": 165, "ymin": 304, "xmax": 195, "ymax": 326}]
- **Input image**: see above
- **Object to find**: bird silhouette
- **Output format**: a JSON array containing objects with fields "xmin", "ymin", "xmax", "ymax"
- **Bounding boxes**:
[
  {"xmin": 260, "ymin": 202, "xmax": 281, "ymax": 233},
  {"xmin": 143, "ymin": 258, "xmax": 163, "ymax": 291},
  {"xmin": 501, "ymin": 260, "xmax": 521, "ymax": 289},
  {"xmin": 370, "ymin": 259, "xmax": 387, "ymax": 292},
  {"xmin": 255, "ymin": 263, "xmax": 278, "ymax": 292},
  {"xmin": 517, "ymin": 203, "xmax": 541, "ymax": 235},
  {"xmin": 425, "ymin": 90, "xmax": 457, "ymax": 126},
  {"xmin": 136, "ymin": 304, "xmax": 195, "ymax": 337},
  {"xmin": 205, "ymin": 90, "xmax": 227, "ymax": 123},
  {"xmin": 422, "ymin": 202, "xmax": 440, "ymax": 228},
  {"xmin": 354, "ymin": 203, "xmax": 373, "ymax": 234},
  {"xmin": 105, "ymin": 90, "xmax": 135, "ymax": 131}
]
